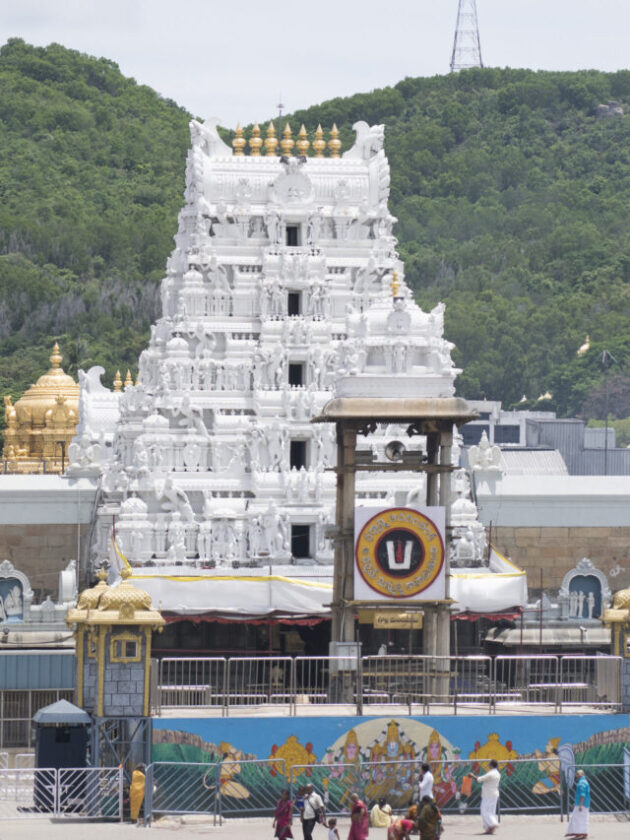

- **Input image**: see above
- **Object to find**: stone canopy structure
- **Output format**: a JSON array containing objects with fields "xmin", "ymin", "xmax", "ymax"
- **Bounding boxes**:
[{"xmin": 76, "ymin": 118, "xmax": 523, "ymax": 621}]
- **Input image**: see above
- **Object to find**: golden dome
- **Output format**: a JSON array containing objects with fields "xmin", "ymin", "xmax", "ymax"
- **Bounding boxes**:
[
  {"xmin": 612, "ymin": 586, "xmax": 630, "ymax": 611},
  {"xmin": 98, "ymin": 566, "xmax": 154, "ymax": 613},
  {"xmin": 14, "ymin": 343, "xmax": 79, "ymax": 427},
  {"xmin": 3, "ymin": 343, "xmax": 79, "ymax": 469},
  {"xmin": 77, "ymin": 567, "xmax": 110, "ymax": 610}
]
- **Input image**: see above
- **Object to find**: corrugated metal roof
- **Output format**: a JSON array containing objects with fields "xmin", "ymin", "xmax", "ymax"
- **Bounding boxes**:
[
  {"xmin": 0, "ymin": 651, "xmax": 75, "ymax": 690},
  {"xmin": 499, "ymin": 449, "xmax": 568, "ymax": 476}
]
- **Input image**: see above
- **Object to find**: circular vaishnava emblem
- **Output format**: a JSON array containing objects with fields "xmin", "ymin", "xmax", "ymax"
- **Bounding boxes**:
[{"xmin": 355, "ymin": 508, "xmax": 444, "ymax": 598}]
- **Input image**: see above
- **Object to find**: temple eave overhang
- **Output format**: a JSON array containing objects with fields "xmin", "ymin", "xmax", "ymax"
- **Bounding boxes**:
[{"xmin": 314, "ymin": 397, "xmax": 478, "ymax": 425}]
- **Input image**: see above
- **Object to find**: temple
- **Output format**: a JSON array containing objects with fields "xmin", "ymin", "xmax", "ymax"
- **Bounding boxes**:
[{"xmin": 64, "ymin": 118, "xmax": 522, "ymax": 642}]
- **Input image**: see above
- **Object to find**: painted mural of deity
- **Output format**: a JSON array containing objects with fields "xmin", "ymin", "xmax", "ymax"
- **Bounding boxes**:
[
  {"xmin": 421, "ymin": 729, "xmax": 457, "ymax": 807},
  {"xmin": 362, "ymin": 720, "xmax": 418, "ymax": 807}
]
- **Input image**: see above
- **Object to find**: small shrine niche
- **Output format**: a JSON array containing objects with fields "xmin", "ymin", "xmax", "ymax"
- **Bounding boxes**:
[
  {"xmin": 0, "ymin": 559, "xmax": 33, "ymax": 623},
  {"xmin": 559, "ymin": 558, "xmax": 611, "ymax": 621}
]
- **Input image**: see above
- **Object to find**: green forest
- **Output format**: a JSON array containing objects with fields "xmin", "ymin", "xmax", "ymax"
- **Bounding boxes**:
[{"xmin": 1, "ymin": 38, "xmax": 630, "ymax": 434}]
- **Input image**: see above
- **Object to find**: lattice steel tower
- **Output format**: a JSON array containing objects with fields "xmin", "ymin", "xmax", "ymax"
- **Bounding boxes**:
[{"xmin": 450, "ymin": 0, "xmax": 483, "ymax": 72}]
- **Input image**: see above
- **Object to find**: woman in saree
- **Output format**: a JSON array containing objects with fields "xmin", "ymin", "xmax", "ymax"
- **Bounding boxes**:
[
  {"xmin": 348, "ymin": 792, "xmax": 369, "ymax": 840},
  {"xmin": 273, "ymin": 789, "xmax": 294, "ymax": 840},
  {"xmin": 386, "ymin": 817, "xmax": 416, "ymax": 840},
  {"xmin": 417, "ymin": 796, "xmax": 443, "ymax": 840}
]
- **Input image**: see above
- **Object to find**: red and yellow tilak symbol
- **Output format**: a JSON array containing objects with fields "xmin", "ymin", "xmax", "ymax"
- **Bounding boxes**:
[{"xmin": 355, "ymin": 508, "xmax": 444, "ymax": 598}]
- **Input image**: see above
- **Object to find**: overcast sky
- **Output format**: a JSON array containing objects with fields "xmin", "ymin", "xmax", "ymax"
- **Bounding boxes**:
[{"xmin": 2, "ymin": 1, "xmax": 629, "ymax": 127}]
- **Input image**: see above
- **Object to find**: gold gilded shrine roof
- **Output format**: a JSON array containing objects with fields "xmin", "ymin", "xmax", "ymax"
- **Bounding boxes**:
[
  {"xmin": 67, "ymin": 567, "xmax": 165, "ymax": 628},
  {"xmin": 14, "ymin": 343, "xmax": 79, "ymax": 428}
]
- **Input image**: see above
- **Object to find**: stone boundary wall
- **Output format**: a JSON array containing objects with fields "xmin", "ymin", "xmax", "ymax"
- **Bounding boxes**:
[
  {"xmin": 493, "ymin": 526, "xmax": 630, "ymax": 590},
  {"xmin": 0, "ymin": 523, "xmax": 90, "ymax": 597}
]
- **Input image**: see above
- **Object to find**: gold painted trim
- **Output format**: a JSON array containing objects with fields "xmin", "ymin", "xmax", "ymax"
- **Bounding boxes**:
[
  {"xmin": 96, "ymin": 626, "xmax": 106, "ymax": 717},
  {"xmin": 143, "ymin": 627, "xmax": 152, "ymax": 717},
  {"xmin": 76, "ymin": 625, "xmax": 85, "ymax": 708},
  {"xmin": 131, "ymin": 573, "xmax": 333, "ymax": 589}
]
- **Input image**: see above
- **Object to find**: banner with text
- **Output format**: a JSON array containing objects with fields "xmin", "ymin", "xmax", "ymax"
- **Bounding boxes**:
[{"xmin": 354, "ymin": 506, "xmax": 445, "ymax": 602}]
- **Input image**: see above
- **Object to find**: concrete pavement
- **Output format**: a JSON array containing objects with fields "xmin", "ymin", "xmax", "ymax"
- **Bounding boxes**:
[{"xmin": 0, "ymin": 814, "xmax": 628, "ymax": 839}]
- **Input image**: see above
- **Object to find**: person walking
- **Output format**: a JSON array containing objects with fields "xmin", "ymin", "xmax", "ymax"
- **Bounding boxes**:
[
  {"xmin": 301, "ymin": 783, "xmax": 325, "ymax": 840},
  {"xmin": 565, "ymin": 769, "xmax": 590, "ymax": 840},
  {"xmin": 348, "ymin": 792, "xmax": 369, "ymax": 840},
  {"xmin": 274, "ymin": 789, "xmax": 294, "ymax": 840},
  {"xmin": 418, "ymin": 763, "xmax": 434, "ymax": 802},
  {"xmin": 472, "ymin": 759, "xmax": 501, "ymax": 835}
]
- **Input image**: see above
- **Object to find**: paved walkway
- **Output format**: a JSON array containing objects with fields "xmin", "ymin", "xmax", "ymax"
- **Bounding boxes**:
[{"xmin": 0, "ymin": 814, "xmax": 628, "ymax": 839}]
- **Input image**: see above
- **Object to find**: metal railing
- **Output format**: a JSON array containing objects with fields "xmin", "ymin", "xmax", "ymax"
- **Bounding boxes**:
[
  {"xmin": 157, "ymin": 654, "xmax": 622, "ymax": 714},
  {"xmin": 140, "ymin": 759, "xmax": 630, "ymax": 821},
  {"xmin": 0, "ymin": 767, "xmax": 122, "ymax": 820},
  {"xmin": 146, "ymin": 759, "xmax": 285, "ymax": 824},
  {"xmin": 0, "ymin": 690, "xmax": 74, "ymax": 748}
]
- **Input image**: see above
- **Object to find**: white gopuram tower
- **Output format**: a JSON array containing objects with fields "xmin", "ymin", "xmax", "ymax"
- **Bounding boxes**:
[{"xmin": 87, "ymin": 119, "xmax": 461, "ymax": 617}]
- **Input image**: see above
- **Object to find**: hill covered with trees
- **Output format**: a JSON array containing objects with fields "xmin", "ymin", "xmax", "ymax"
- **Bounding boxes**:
[{"xmin": 1, "ymin": 38, "xmax": 630, "ymax": 432}]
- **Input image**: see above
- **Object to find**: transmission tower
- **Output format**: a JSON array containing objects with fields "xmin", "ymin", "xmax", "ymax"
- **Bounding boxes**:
[{"xmin": 450, "ymin": 0, "xmax": 483, "ymax": 72}]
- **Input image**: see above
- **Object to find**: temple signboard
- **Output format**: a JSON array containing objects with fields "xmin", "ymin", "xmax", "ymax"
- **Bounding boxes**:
[{"xmin": 354, "ymin": 506, "xmax": 446, "ymax": 602}]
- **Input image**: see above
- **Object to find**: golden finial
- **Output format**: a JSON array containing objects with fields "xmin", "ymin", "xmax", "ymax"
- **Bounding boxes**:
[
  {"xmin": 113, "ymin": 370, "xmax": 122, "ymax": 392},
  {"xmin": 328, "ymin": 123, "xmax": 341, "ymax": 158},
  {"xmin": 50, "ymin": 342, "xmax": 62, "ymax": 369},
  {"xmin": 249, "ymin": 123, "xmax": 263, "ymax": 156},
  {"xmin": 390, "ymin": 271, "xmax": 401, "ymax": 297},
  {"xmin": 280, "ymin": 122, "xmax": 294, "ymax": 156},
  {"xmin": 124, "ymin": 369, "xmax": 133, "ymax": 388},
  {"xmin": 97, "ymin": 565, "xmax": 109, "ymax": 582},
  {"xmin": 232, "ymin": 123, "xmax": 246, "ymax": 156},
  {"xmin": 296, "ymin": 124, "xmax": 310, "ymax": 156},
  {"xmin": 313, "ymin": 124, "xmax": 326, "ymax": 157},
  {"xmin": 265, "ymin": 122, "xmax": 278, "ymax": 156}
]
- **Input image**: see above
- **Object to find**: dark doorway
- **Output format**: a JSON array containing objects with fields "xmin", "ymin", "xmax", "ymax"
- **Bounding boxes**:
[
  {"xmin": 288, "ymin": 292, "xmax": 301, "ymax": 316},
  {"xmin": 291, "ymin": 525, "xmax": 311, "ymax": 559},
  {"xmin": 288, "ymin": 363, "xmax": 304, "ymax": 387},
  {"xmin": 286, "ymin": 225, "xmax": 300, "ymax": 246},
  {"xmin": 290, "ymin": 440, "xmax": 308, "ymax": 469}
]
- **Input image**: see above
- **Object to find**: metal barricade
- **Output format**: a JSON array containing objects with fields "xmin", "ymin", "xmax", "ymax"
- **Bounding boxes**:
[
  {"xmin": 440, "ymin": 757, "xmax": 563, "ymax": 816},
  {"xmin": 227, "ymin": 657, "xmax": 293, "ymax": 711},
  {"xmin": 290, "ymin": 762, "xmax": 363, "ymax": 815},
  {"xmin": 57, "ymin": 767, "xmax": 122, "ymax": 819},
  {"xmin": 147, "ymin": 760, "xmax": 221, "ymax": 824},
  {"xmin": 451, "ymin": 656, "xmax": 494, "ymax": 711},
  {"xmin": 493, "ymin": 655, "xmax": 560, "ymax": 710},
  {"xmin": 294, "ymin": 656, "xmax": 359, "ymax": 708},
  {"xmin": 362, "ymin": 655, "xmax": 429, "ymax": 709},
  {"xmin": 565, "ymin": 763, "xmax": 630, "ymax": 814},
  {"xmin": 0, "ymin": 767, "xmax": 55, "ymax": 819},
  {"xmin": 559, "ymin": 656, "xmax": 621, "ymax": 710},
  {"xmin": 218, "ymin": 759, "xmax": 286, "ymax": 818},
  {"xmin": 158, "ymin": 657, "xmax": 227, "ymax": 709},
  {"xmin": 0, "ymin": 753, "xmax": 8, "ymax": 770},
  {"xmin": 14, "ymin": 753, "xmax": 34, "ymax": 770}
]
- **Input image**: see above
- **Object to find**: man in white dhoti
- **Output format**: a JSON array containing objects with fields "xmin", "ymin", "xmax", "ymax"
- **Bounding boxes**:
[
  {"xmin": 565, "ymin": 769, "xmax": 590, "ymax": 839},
  {"xmin": 473, "ymin": 759, "xmax": 501, "ymax": 834}
]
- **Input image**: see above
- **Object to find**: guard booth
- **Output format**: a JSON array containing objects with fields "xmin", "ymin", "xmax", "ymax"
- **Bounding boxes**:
[{"xmin": 32, "ymin": 699, "xmax": 90, "ymax": 812}]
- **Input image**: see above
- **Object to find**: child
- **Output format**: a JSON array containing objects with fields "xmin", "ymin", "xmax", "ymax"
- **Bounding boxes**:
[{"xmin": 328, "ymin": 817, "xmax": 340, "ymax": 840}]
